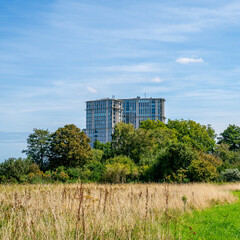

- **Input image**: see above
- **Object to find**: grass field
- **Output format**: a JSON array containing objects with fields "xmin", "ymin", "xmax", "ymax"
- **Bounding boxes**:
[
  {"xmin": 0, "ymin": 183, "xmax": 239, "ymax": 239},
  {"xmin": 179, "ymin": 191, "xmax": 240, "ymax": 240}
]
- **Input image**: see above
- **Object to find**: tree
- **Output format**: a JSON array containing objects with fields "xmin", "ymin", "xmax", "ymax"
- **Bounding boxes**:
[
  {"xmin": 167, "ymin": 119, "xmax": 216, "ymax": 152},
  {"xmin": 214, "ymin": 143, "xmax": 240, "ymax": 164},
  {"xmin": 49, "ymin": 124, "xmax": 92, "ymax": 168},
  {"xmin": 93, "ymin": 140, "xmax": 112, "ymax": 161},
  {"xmin": 22, "ymin": 129, "xmax": 52, "ymax": 170},
  {"xmin": 140, "ymin": 119, "xmax": 178, "ymax": 150},
  {"xmin": 188, "ymin": 152, "xmax": 221, "ymax": 182},
  {"xmin": 102, "ymin": 155, "xmax": 139, "ymax": 183},
  {"xmin": 218, "ymin": 125, "xmax": 240, "ymax": 151},
  {"xmin": 0, "ymin": 157, "xmax": 31, "ymax": 183},
  {"xmin": 111, "ymin": 122, "xmax": 135, "ymax": 156},
  {"xmin": 220, "ymin": 169, "xmax": 240, "ymax": 182},
  {"xmin": 111, "ymin": 123, "xmax": 155, "ymax": 163},
  {"xmin": 152, "ymin": 141, "xmax": 197, "ymax": 181},
  {"xmin": 139, "ymin": 119, "xmax": 167, "ymax": 130}
]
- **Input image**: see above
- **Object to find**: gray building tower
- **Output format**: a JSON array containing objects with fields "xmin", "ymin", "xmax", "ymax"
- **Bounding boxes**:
[
  {"xmin": 85, "ymin": 97, "xmax": 165, "ymax": 146},
  {"xmin": 121, "ymin": 97, "xmax": 165, "ymax": 128},
  {"xmin": 85, "ymin": 98, "xmax": 122, "ymax": 146}
]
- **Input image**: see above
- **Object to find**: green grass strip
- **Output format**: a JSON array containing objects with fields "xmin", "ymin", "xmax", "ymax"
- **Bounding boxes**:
[{"xmin": 179, "ymin": 191, "xmax": 240, "ymax": 240}]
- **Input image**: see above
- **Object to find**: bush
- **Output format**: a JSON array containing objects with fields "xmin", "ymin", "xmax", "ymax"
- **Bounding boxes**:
[
  {"xmin": 220, "ymin": 169, "xmax": 240, "ymax": 182},
  {"xmin": 102, "ymin": 156, "xmax": 139, "ymax": 183},
  {"xmin": 92, "ymin": 149, "xmax": 104, "ymax": 162},
  {"xmin": 0, "ymin": 157, "xmax": 32, "ymax": 183},
  {"xmin": 51, "ymin": 167, "xmax": 70, "ymax": 182},
  {"xmin": 86, "ymin": 161, "xmax": 105, "ymax": 182},
  {"xmin": 66, "ymin": 168, "xmax": 82, "ymax": 180},
  {"xmin": 188, "ymin": 152, "xmax": 221, "ymax": 182},
  {"xmin": 152, "ymin": 141, "xmax": 197, "ymax": 181}
]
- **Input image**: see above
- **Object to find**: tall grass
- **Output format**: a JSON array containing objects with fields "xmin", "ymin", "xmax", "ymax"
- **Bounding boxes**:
[{"xmin": 0, "ymin": 183, "xmax": 239, "ymax": 239}]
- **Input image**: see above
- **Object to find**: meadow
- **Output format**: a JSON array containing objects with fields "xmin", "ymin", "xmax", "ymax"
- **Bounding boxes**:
[{"xmin": 0, "ymin": 183, "xmax": 240, "ymax": 239}]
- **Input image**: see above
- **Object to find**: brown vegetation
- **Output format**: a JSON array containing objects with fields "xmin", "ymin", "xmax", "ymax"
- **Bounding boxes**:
[{"xmin": 0, "ymin": 183, "xmax": 239, "ymax": 239}]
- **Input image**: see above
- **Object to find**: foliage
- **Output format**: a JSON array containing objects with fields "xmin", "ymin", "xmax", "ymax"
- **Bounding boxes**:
[
  {"xmin": 92, "ymin": 149, "xmax": 104, "ymax": 162},
  {"xmin": 29, "ymin": 163, "xmax": 40, "ymax": 174},
  {"xmin": 220, "ymin": 169, "xmax": 240, "ymax": 182},
  {"xmin": 86, "ymin": 161, "xmax": 105, "ymax": 182},
  {"xmin": 188, "ymin": 152, "xmax": 221, "ymax": 182},
  {"xmin": 111, "ymin": 123, "xmax": 156, "ymax": 163},
  {"xmin": 152, "ymin": 141, "xmax": 197, "ymax": 181},
  {"xmin": 93, "ymin": 140, "xmax": 112, "ymax": 160},
  {"xmin": 111, "ymin": 122, "xmax": 135, "ymax": 156},
  {"xmin": 218, "ymin": 124, "xmax": 240, "ymax": 151},
  {"xmin": 102, "ymin": 155, "xmax": 139, "ymax": 183},
  {"xmin": 22, "ymin": 129, "xmax": 52, "ymax": 170},
  {"xmin": 167, "ymin": 119, "xmax": 216, "ymax": 152},
  {"xmin": 49, "ymin": 124, "xmax": 93, "ymax": 168},
  {"xmin": 7, "ymin": 119, "xmax": 240, "ymax": 184},
  {"xmin": 139, "ymin": 119, "xmax": 167, "ymax": 130},
  {"xmin": 0, "ymin": 157, "xmax": 31, "ymax": 183},
  {"xmin": 66, "ymin": 167, "xmax": 82, "ymax": 180},
  {"xmin": 214, "ymin": 143, "xmax": 240, "ymax": 164}
]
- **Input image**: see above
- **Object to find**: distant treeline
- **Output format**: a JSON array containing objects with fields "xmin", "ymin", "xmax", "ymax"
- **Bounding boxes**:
[{"xmin": 1, "ymin": 119, "xmax": 240, "ymax": 184}]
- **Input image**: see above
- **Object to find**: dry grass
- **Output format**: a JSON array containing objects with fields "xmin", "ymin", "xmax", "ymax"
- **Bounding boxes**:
[{"xmin": 0, "ymin": 183, "xmax": 239, "ymax": 239}]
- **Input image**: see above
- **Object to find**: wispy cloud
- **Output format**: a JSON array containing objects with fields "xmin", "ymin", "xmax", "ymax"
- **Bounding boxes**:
[
  {"xmin": 87, "ymin": 86, "xmax": 97, "ymax": 93},
  {"xmin": 152, "ymin": 77, "xmax": 163, "ymax": 83},
  {"xmin": 176, "ymin": 58, "xmax": 204, "ymax": 64},
  {"xmin": 97, "ymin": 63, "xmax": 160, "ymax": 73}
]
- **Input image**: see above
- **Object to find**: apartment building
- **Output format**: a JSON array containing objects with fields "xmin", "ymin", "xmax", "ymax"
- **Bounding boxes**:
[{"xmin": 85, "ymin": 97, "xmax": 165, "ymax": 146}]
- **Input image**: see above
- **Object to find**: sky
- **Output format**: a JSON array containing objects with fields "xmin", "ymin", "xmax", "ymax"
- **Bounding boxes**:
[{"xmin": 0, "ymin": 0, "xmax": 240, "ymax": 161}]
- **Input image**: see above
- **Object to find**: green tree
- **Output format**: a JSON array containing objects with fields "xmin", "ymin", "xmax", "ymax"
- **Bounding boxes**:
[
  {"xmin": 140, "ymin": 119, "xmax": 178, "ymax": 150},
  {"xmin": 214, "ymin": 143, "xmax": 240, "ymax": 164},
  {"xmin": 139, "ymin": 119, "xmax": 167, "ymax": 130},
  {"xmin": 153, "ymin": 141, "xmax": 197, "ymax": 181},
  {"xmin": 188, "ymin": 152, "xmax": 221, "ymax": 182},
  {"xmin": 49, "ymin": 124, "xmax": 92, "ymax": 168},
  {"xmin": 93, "ymin": 140, "xmax": 112, "ymax": 160},
  {"xmin": 92, "ymin": 149, "xmax": 104, "ymax": 162},
  {"xmin": 220, "ymin": 169, "xmax": 240, "ymax": 182},
  {"xmin": 218, "ymin": 125, "xmax": 240, "ymax": 151},
  {"xmin": 167, "ymin": 119, "xmax": 216, "ymax": 152},
  {"xmin": 111, "ymin": 122, "xmax": 135, "ymax": 156},
  {"xmin": 0, "ymin": 157, "xmax": 31, "ymax": 183},
  {"xmin": 22, "ymin": 129, "xmax": 52, "ymax": 170},
  {"xmin": 102, "ymin": 155, "xmax": 139, "ymax": 183},
  {"xmin": 111, "ymin": 123, "xmax": 155, "ymax": 163}
]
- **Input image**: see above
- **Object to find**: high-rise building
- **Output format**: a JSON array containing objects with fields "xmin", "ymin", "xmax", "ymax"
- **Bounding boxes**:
[
  {"xmin": 85, "ymin": 97, "xmax": 165, "ymax": 146},
  {"xmin": 121, "ymin": 97, "xmax": 165, "ymax": 128},
  {"xmin": 85, "ymin": 99, "xmax": 122, "ymax": 146}
]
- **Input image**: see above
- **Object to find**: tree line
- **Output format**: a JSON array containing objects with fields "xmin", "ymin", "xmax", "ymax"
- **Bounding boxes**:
[{"xmin": 1, "ymin": 119, "xmax": 240, "ymax": 184}]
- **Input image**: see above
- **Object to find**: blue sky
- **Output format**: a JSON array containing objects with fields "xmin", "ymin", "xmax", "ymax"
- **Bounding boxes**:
[{"xmin": 0, "ymin": 0, "xmax": 240, "ymax": 161}]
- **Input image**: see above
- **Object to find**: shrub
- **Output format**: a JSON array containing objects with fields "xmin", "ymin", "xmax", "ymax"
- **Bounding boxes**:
[
  {"xmin": 102, "ymin": 156, "xmax": 139, "ymax": 183},
  {"xmin": 188, "ymin": 152, "xmax": 221, "ymax": 182},
  {"xmin": 220, "ymin": 169, "xmax": 240, "ymax": 182},
  {"xmin": 102, "ymin": 162, "xmax": 131, "ymax": 183},
  {"xmin": 92, "ymin": 149, "xmax": 104, "ymax": 162},
  {"xmin": 152, "ymin": 141, "xmax": 197, "ymax": 181},
  {"xmin": 29, "ymin": 163, "xmax": 40, "ymax": 174},
  {"xmin": 0, "ymin": 157, "xmax": 32, "ymax": 183},
  {"xmin": 86, "ymin": 161, "xmax": 105, "ymax": 182},
  {"xmin": 66, "ymin": 168, "xmax": 82, "ymax": 180}
]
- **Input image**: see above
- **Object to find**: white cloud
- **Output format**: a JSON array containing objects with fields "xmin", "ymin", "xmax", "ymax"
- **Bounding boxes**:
[
  {"xmin": 176, "ymin": 58, "xmax": 204, "ymax": 64},
  {"xmin": 152, "ymin": 77, "xmax": 163, "ymax": 83},
  {"xmin": 98, "ymin": 63, "xmax": 160, "ymax": 73},
  {"xmin": 87, "ymin": 86, "xmax": 97, "ymax": 93}
]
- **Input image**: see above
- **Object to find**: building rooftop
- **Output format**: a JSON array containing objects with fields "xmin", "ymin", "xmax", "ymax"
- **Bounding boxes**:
[{"xmin": 86, "ymin": 96, "xmax": 165, "ymax": 102}]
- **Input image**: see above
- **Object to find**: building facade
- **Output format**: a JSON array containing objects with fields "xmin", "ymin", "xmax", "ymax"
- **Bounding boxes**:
[
  {"xmin": 85, "ymin": 97, "xmax": 165, "ymax": 146},
  {"xmin": 85, "ymin": 99, "xmax": 122, "ymax": 146}
]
